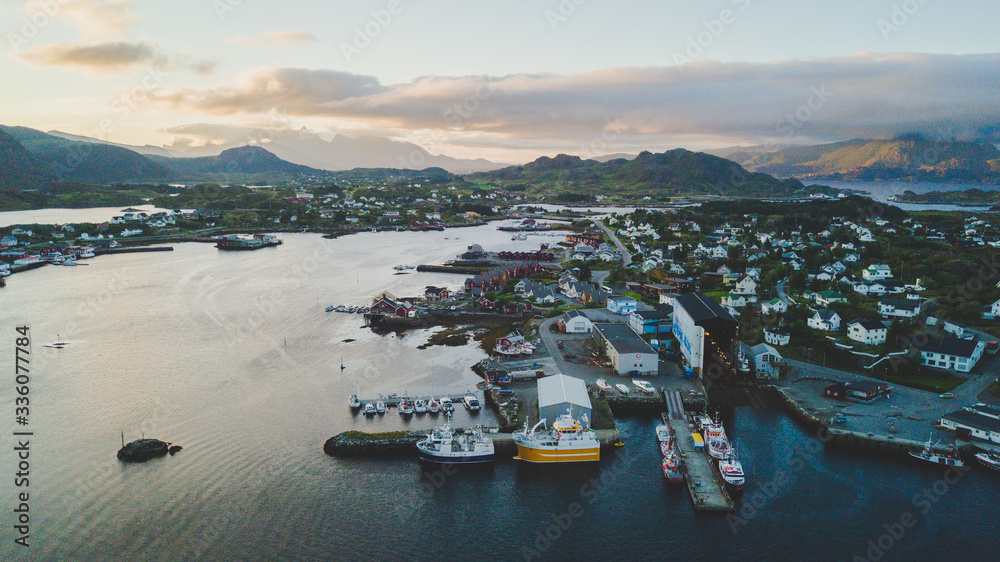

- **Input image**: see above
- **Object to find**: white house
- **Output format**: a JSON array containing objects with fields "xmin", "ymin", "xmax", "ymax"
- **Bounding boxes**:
[
  {"xmin": 847, "ymin": 319, "xmax": 888, "ymax": 345},
  {"xmin": 751, "ymin": 343, "xmax": 782, "ymax": 379},
  {"xmin": 879, "ymin": 298, "xmax": 921, "ymax": 319},
  {"xmin": 764, "ymin": 328, "xmax": 790, "ymax": 346},
  {"xmin": 722, "ymin": 292, "xmax": 748, "ymax": 309},
  {"xmin": 862, "ymin": 264, "xmax": 893, "ymax": 281},
  {"xmin": 916, "ymin": 338, "xmax": 986, "ymax": 373},
  {"xmin": 853, "ymin": 282, "xmax": 886, "ymax": 296},
  {"xmin": 984, "ymin": 298, "xmax": 1000, "ymax": 320},
  {"xmin": 808, "ymin": 310, "xmax": 842, "ymax": 331},
  {"xmin": 761, "ymin": 298, "xmax": 787, "ymax": 316},
  {"xmin": 557, "ymin": 310, "xmax": 594, "ymax": 333},
  {"xmin": 606, "ymin": 295, "xmax": 638, "ymax": 315},
  {"xmin": 733, "ymin": 274, "xmax": 758, "ymax": 296},
  {"xmin": 0, "ymin": 235, "xmax": 17, "ymax": 247}
]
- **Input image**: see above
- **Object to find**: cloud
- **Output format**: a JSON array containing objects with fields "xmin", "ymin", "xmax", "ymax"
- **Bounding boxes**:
[
  {"xmin": 22, "ymin": 0, "xmax": 138, "ymax": 37},
  {"xmin": 17, "ymin": 40, "xmax": 219, "ymax": 74},
  {"xmin": 227, "ymin": 31, "xmax": 319, "ymax": 47},
  {"xmin": 145, "ymin": 53, "xmax": 1000, "ymax": 150}
]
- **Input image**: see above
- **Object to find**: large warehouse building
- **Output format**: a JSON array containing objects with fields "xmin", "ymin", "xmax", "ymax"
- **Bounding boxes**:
[
  {"xmin": 537, "ymin": 374, "xmax": 592, "ymax": 423},
  {"xmin": 593, "ymin": 323, "xmax": 659, "ymax": 375},
  {"xmin": 672, "ymin": 293, "xmax": 739, "ymax": 379}
]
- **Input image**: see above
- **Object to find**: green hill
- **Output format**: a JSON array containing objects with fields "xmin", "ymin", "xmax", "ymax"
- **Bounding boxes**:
[{"xmin": 0, "ymin": 129, "xmax": 52, "ymax": 189}]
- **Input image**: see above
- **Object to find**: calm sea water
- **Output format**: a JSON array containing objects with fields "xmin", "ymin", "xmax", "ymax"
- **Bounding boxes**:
[{"xmin": 1, "ymin": 219, "xmax": 998, "ymax": 561}]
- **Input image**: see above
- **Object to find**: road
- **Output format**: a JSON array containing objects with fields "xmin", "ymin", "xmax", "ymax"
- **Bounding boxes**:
[
  {"xmin": 775, "ymin": 280, "xmax": 793, "ymax": 305},
  {"xmin": 593, "ymin": 220, "xmax": 632, "ymax": 266}
]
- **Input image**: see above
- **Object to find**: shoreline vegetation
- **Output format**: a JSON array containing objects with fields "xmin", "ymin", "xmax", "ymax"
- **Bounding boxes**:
[{"xmin": 892, "ymin": 188, "xmax": 1000, "ymax": 207}]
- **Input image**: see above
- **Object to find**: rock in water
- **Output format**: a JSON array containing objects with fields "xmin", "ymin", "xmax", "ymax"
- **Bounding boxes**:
[
  {"xmin": 117, "ymin": 439, "xmax": 169, "ymax": 462},
  {"xmin": 169, "ymin": 445, "xmax": 183, "ymax": 455}
]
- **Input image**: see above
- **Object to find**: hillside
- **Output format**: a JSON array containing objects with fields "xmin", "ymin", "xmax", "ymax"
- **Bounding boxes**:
[
  {"xmin": 0, "ymin": 129, "xmax": 52, "ymax": 189},
  {"xmin": 467, "ymin": 149, "xmax": 822, "ymax": 199},
  {"xmin": 0, "ymin": 125, "xmax": 172, "ymax": 183},
  {"xmin": 725, "ymin": 137, "xmax": 1000, "ymax": 183}
]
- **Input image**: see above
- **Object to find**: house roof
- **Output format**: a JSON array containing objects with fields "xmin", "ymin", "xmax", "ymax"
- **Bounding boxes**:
[
  {"xmin": 881, "ymin": 298, "xmax": 920, "ymax": 311},
  {"xmin": 915, "ymin": 337, "xmax": 982, "ymax": 358},
  {"xmin": 537, "ymin": 374, "xmax": 592, "ymax": 412},
  {"xmin": 560, "ymin": 309, "xmax": 589, "ymax": 322},
  {"xmin": 674, "ymin": 293, "xmax": 738, "ymax": 325},
  {"xmin": 814, "ymin": 310, "xmax": 839, "ymax": 321},
  {"xmin": 849, "ymin": 319, "xmax": 886, "ymax": 331},
  {"xmin": 750, "ymin": 343, "xmax": 780, "ymax": 358},
  {"xmin": 941, "ymin": 409, "xmax": 1000, "ymax": 434}
]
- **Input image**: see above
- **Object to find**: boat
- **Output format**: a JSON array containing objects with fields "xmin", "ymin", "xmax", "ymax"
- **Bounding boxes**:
[
  {"xmin": 662, "ymin": 451, "xmax": 684, "ymax": 483},
  {"xmin": 416, "ymin": 417, "xmax": 495, "ymax": 464},
  {"xmin": 655, "ymin": 424, "xmax": 672, "ymax": 443},
  {"xmin": 718, "ymin": 452, "xmax": 746, "ymax": 491},
  {"xmin": 596, "ymin": 379, "xmax": 612, "ymax": 391},
  {"xmin": 974, "ymin": 451, "xmax": 1000, "ymax": 472},
  {"xmin": 441, "ymin": 397, "xmax": 455, "ymax": 412},
  {"xmin": 363, "ymin": 403, "xmax": 377, "ymax": 416},
  {"xmin": 414, "ymin": 399, "xmax": 428, "ymax": 414},
  {"xmin": 349, "ymin": 394, "xmax": 362, "ymax": 409},
  {"xmin": 660, "ymin": 441, "xmax": 675, "ymax": 457},
  {"xmin": 633, "ymin": 379, "xmax": 655, "ymax": 394},
  {"xmin": 512, "ymin": 410, "xmax": 600, "ymax": 463},
  {"xmin": 909, "ymin": 435, "xmax": 964, "ymax": 467},
  {"xmin": 707, "ymin": 436, "xmax": 732, "ymax": 461},
  {"xmin": 375, "ymin": 401, "xmax": 387, "ymax": 414},
  {"xmin": 399, "ymin": 398, "xmax": 414, "ymax": 415},
  {"xmin": 463, "ymin": 393, "xmax": 481, "ymax": 411},
  {"xmin": 615, "ymin": 383, "xmax": 630, "ymax": 394},
  {"xmin": 393, "ymin": 264, "xmax": 416, "ymax": 271},
  {"xmin": 737, "ymin": 352, "xmax": 752, "ymax": 376},
  {"xmin": 703, "ymin": 418, "xmax": 732, "ymax": 460},
  {"xmin": 428, "ymin": 398, "xmax": 441, "ymax": 414},
  {"xmin": 215, "ymin": 234, "xmax": 282, "ymax": 250},
  {"xmin": 325, "ymin": 305, "xmax": 335, "ymax": 312}
]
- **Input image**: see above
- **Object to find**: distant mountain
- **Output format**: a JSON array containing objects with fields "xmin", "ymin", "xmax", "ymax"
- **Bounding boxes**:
[
  {"xmin": 468, "ymin": 149, "xmax": 818, "ymax": 198},
  {"xmin": 724, "ymin": 137, "xmax": 1000, "ymax": 183},
  {"xmin": 0, "ymin": 129, "xmax": 52, "ymax": 189},
  {"xmin": 164, "ymin": 128, "xmax": 507, "ymax": 173},
  {"xmin": 0, "ymin": 125, "xmax": 172, "ymax": 184},
  {"xmin": 46, "ymin": 130, "xmax": 176, "ymax": 157},
  {"xmin": 152, "ymin": 145, "xmax": 323, "ymax": 176}
]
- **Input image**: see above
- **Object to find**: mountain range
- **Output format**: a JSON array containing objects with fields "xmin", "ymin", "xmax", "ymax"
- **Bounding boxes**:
[{"xmin": 721, "ymin": 137, "xmax": 1000, "ymax": 183}]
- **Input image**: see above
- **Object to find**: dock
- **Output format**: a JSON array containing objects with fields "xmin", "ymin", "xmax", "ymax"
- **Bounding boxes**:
[
  {"xmin": 352, "ymin": 393, "xmax": 475, "ymax": 407},
  {"xmin": 663, "ymin": 410, "xmax": 735, "ymax": 512}
]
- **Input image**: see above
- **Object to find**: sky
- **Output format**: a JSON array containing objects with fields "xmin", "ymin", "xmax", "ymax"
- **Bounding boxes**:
[{"xmin": 2, "ymin": 0, "xmax": 1000, "ymax": 163}]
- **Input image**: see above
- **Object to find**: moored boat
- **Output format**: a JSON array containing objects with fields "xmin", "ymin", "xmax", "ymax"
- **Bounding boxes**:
[
  {"xmin": 615, "ymin": 383, "xmax": 630, "ymax": 394},
  {"xmin": 399, "ymin": 397, "xmax": 414, "ymax": 415},
  {"xmin": 441, "ymin": 397, "xmax": 455, "ymax": 412},
  {"xmin": 662, "ymin": 453, "xmax": 684, "ymax": 483},
  {"xmin": 428, "ymin": 398, "xmax": 441, "ymax": 414},
  {"xmin": 363, "ymin": 403, "xmax": 377, "ymax": 416},
  {"xmin": 909, "ymin": 435, "xmax": 964, "ymax": 467},
  {"xmin": 463, "ymin": 393, "xmax": 481, "ymax": 411},
  {"xmin": 417, "ymin": 418, "xmax": 495, "ymax": 464},
  {"xmin": 655, "ymin": 424, "xmax": 672, "ymax": 443},
  {"xmin": 718, "ymin": 452, "xmax": 745, "ymax": 491},
  {"xmin": 974, "ymin": 451, "xmax": 1000, "ymax": 472},
  {"xmin": 349, "ymin": 394, "xmax": 362, "ymax": 409},
  {"xmin": 375, "ymin": 400, "xmax": 386, "ymax": 414},
  {"xmin": 513, "ymin": 410, "xmax": 600, "ymax": 463}
]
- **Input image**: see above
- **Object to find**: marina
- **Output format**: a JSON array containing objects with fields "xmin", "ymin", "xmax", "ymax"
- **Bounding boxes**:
[{"xmin": 663, "ymin": 391, "xmax": 735, "ymax": 512}]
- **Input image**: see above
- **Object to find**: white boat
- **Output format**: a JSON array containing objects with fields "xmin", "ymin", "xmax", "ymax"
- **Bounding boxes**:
[
  {"xmin": 399, "ymin": 398, "xmax": 414, "ymax": 415},
  {"xmin": 441, "ymin": 397, "xmax": 455, "ymax": 412},
  {"xmin": 79, "ymin": 249, "xmax": 95, "ymax": 259},
  {"xmin": 633, "ymin": 379, "xmax": 655, "ymax": 394},
  {"xmin": 463, "ymin": 393, "xmax": 481, "ymax": 411},
  {"xmin": 703, "ymin": 418, "xmax": 731, "ymax": 460},
  {"xmin": 707, "ymin": 437, "xmax": 732, "ymax": 460},
  {"xmin": 416, "ymin": 417, "xmax": 495, "ymax": 464},
  {"xmin": 414, "ymin": 399, "xmax": 428, "ymax": 414},
  {"xmin": 974, "ymin": 451, "xmax": 1000, "ymax": 472},
  {"xmin": 596, "ymin": 379, "xmax": 612, "ymax": 391},
  {"xmin": 615, "ymin": 383, "xmax": 630, "ymax": 394},
  {"xmin": 512, "ymin": 410, "xmax": 600, "ymax": 463},
  {"xmin": 655, "ymin": 424, "xmax": 672, "ymax": 443},
  {"xmin": 325, "ymin": 305, "xmax": 335, "ymax": 312},
  {"xmin": 375, "ymin": 401, "xmax": 386, "ymax": 414},
  {"xmin": 909, "ymin": 435, "xmax": 964, "ymax": 467},
  {"xmin": 363, "ymin": 403, "xmax": 377, "ymax": 416},
  {"xmin": 427, "ymin": 398, "xmax": 441, "ymax": 414},
  {"xmin": 718, "ymin": 452, "xmax": 746, "ymax": 491},
  {"xmin": 349, "ymin": 394, "xmax": 362, "ymax": 409},
  {"xmin": 393, "ymin": 264, "xmax": 416, "ymax": 271}
]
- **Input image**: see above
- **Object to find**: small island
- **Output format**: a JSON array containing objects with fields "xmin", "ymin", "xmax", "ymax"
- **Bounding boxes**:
[{"xmin": 892, "ymin": 188, "xmax": 1000, "ymax": 206}]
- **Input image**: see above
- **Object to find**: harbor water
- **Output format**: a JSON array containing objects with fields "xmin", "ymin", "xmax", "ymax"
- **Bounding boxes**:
[{"xmin": 1, "ymin": 221, "xmax": 998, "ymax": 560}]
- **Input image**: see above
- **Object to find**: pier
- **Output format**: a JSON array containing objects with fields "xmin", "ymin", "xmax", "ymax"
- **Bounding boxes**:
[{"xmin": 663, "ymin": 409, "xmax": 735, "ymax": 513}]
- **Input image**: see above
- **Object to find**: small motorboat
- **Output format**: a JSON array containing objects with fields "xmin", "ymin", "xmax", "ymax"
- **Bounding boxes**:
[
  {"xmin": 974, "ymin": 451, "xmax": 1000, "ymax": 472},
  {"xmin": 414, "ymin": 399, "xmax": 428, "ymax": 414},
  {"xmin": 375, "ymin": 401, "xmax": 386, "ymax": 414},
  {"xmin": 596, "ymin": 379, "xmax": 612, "ymax": 391},
  {"xmin": 349, "ymin": 394, "xmax": 362, "ymax": 409},
  {"xmin": 399, "ymin": 398, "xmax": 414, "ymax": 415},
  {"xmin": 633, "ymin": 379, "xmax": 655, "ymax": 394},
  {"xmin": 463, "ymin": 393, "xmax": 481, "ymax": 411},
  {"xmin": 363, "ymin": 403, "xmax": 377, "ymax": 416},
  {"xmin": 655, "ymin": 424, "xmax": 672, "ymax": 443},
  {"xmin": 428, "ymin": 398, "xmax": 441, "ymax": 414},
  {"xmin": 615, "ymin": 383, "xmax": 630, "ymax": 395},
  {"xmin": 441, "ymin": 397, "xmax": 455, "ymax": 412}
]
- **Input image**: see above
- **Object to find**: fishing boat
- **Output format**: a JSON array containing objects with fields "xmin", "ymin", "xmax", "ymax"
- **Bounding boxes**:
[
  {"xmin": 399, "ymin": 397, "xmax": 414, "ymax": 415},
  {"xmin": 463, "ymin": 393, "xmax": 481, "ymax": 411},
  {"xmin": 375, "ymin": 401, "xmax": 387, "ymax": 414},
  {"xmin": 974, "ymin": 451, "xmax": 1000, "ymax": 472},
  {"xmin": 718, "ymin": 452, "xmax": 746, "ymax": 491},
  {"xmin": 909, "ymin": 435, "xmax": 964, "ymax": 467},
  {"xmin": 655, "ymin": 424, "xmax": 672, "ymax": 443},
  {"xmin": 633, "ymin": 379, "xmax": 655, "ymax": 394},
  {"xmin": 512, "ymin": 410, "xmax": 600, "ymax": 463},
  {"xmin": 349, "ymin": 394, "xmax": 362, "ymax": 409},
  {"xmin": 660, "ymin": 441, "xmax": 675, "ymax": 457},
  {"xmin": 596, "ymin": 379, "xmax": 612, "ymax": 391},
  {"xmin": 414, "ymin": 399, "xmax": 428, "ymax": 414},
  {"xmin": 363, "ymin": 403, "xmax": 377, "ymax": 416},
  {"xmin": 441, "ymin": 397, "xmax": 455, "ymax": 412},
  {"xmin": 615, "ymin": 383, "xmax": 630, "ymax": 395},
  {"xmin": 427, "ymin": 398, "xmax": 441, "ymax": 414},
  {"xmin": 662, "ymin": 452, "xmax": 684, "ymax": 483},
  {"xmin": 416, "ymin": 417, "xmax": 495, "ymax": 464}
]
